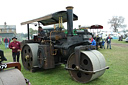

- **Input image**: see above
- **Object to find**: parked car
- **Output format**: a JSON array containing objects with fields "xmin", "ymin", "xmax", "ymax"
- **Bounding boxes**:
[{"xmin": 125, "ymin": 37, "xmax": 128, "ymax": 42}]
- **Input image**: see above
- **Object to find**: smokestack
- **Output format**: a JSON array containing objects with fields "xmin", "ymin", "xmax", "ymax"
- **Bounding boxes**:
[{"xmin": 66, "ymin": 6, "xmax": 74, "ymax": 36}]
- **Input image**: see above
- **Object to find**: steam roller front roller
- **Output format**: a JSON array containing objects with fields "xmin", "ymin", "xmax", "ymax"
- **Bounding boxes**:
[
  {"xmin": 21, "ymin": 43, "xmax": 39, "ymax": 71},
  {"xmin": 67, "ymin": 50, "xmax": 109, "ymax": 83},
  {"xmin": 0, "ymin": 69, "xmax": 26, "ymax": 85}
]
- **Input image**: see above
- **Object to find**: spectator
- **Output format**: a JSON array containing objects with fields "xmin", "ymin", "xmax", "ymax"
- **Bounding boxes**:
[
  {"xmin": 0, "ymin": 37, "xmax": 2, "ymax": 45},
  {"xmin": 9, "ymin": 37, "xmax": 21, "ymax": 62},
  {"xmin": 101, "ymin": 39, "xmax": 105, "ymax": 49},
  {"xmin": 9, "ymin": 37, "xmax": 11, "ymax": 44},
  {"xmin": 118, "ymin": 33, "xmax": 122, "ymax": 41},
  {"xmin": 106, "ymin": 34, "xmax": 112, "ymax": 49},
  {"xmin": 95, "ymin": 35, "xmax": 101, "ymax": 50},
  {"xmin": 91, "ymin": 37, "xmax": 96, "ymax": 46},
  {"xmin": 121, "ymin": 35, "xmax": 123, "ymax": 41},
  {"xmin": 4, "ymin": 37, "xmax": 9, "ymax": 49}
]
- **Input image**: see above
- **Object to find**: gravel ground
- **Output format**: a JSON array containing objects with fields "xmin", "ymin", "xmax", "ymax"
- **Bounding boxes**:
[{"xmin": 111, "ymin": 43, "xmax": 128, "ymax": 47}]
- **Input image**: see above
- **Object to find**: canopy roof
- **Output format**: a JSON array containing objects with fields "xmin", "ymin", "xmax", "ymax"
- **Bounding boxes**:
[
  {"xmin": 90, "ymin": 25, "xmax": 103, "ymax": 29},
  {"xmin": 21, "ymin": 11, "xmax": 78, "ymax": 26}
]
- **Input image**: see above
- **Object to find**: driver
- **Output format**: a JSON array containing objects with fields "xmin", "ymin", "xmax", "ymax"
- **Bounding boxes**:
[{"xmin": 38, "ymin": 26, "xmax": 45, "ymax": 36}]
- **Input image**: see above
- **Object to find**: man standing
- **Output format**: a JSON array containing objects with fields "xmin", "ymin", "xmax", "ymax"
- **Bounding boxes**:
[
  {"xmin": 101, "ymin": 39, "xmax": 105, "ymax": 49},
  {"xmin": 9, "ymin": 37, "xmax": 21, "ymax": 62},
  {"xmin": 9, "ymin": 37, "xmax": 11, "ymax": 44},
  {"xmin": 4, "ymin": 37, "xmax": 9, "ymax": 49},
  {"xmin": 106, "ymin": 34, "xmax": 112, "ymax": 49},
  {"xmin": 0, "ymin": 37, "xmax": 2, "ymax": 45}
]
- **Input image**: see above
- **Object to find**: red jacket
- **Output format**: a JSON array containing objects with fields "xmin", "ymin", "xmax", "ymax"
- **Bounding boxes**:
[
  {"xmin": 4, "ymin": 38, "xmax": 9, "ymax": 43},
  {"xmin": 9, "ymin": 41, "xmax": 21, "ymax": 53}
]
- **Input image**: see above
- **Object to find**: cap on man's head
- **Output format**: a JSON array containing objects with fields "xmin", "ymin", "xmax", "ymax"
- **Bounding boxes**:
[{"xmin": 12, "ymin": 37, "xmax": 17, "ymax": 40}]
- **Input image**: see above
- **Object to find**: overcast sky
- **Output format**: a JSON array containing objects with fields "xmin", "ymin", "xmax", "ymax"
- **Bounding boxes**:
[{"xmin": 0, "ymin": 0, "xmax": 127, "ymax": 33}]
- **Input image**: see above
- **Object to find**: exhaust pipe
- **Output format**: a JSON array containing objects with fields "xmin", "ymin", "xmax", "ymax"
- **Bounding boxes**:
[{"xmin": 66, "ymin": 6, "xmax": 74, "ymax": 36}]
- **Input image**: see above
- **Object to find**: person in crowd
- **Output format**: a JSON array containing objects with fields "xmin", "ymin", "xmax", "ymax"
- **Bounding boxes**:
[
  {"xmin": 106, "ymin": 34, "xmax": 112, "ymax": 49},
  {"xmin": 9, "ymin": 37, "xmax": 21, "ymax": 62},
  {"xmin": 0, "ymin": 37, "xmax": 2, "ymax": 45},
  {"xmin": 4, "ymin": 37, "xmax": 9, "ymax": 49},
  {"xmin": 9, "ymin": 37, "xmax": 11, "ymax": 44},
  {"xmin": 91, "ymin": 37, "xmax": 96, "ymax": 46},
  {"xmin": 101, "ymin": 39, "xmax": 105, "ymax": 49}
]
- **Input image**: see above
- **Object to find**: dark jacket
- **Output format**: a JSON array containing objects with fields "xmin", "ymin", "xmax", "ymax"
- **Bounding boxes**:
[
  {"xmin": 106, "ymin": 37, "xmax": 112, "ymax": 43},
  {"xmin": 4, "ymin": 38, "xmax": 9, "ymax": 43},
  {"xmin": 38, "ymin": 30, "xmax": 45, "ymax": 36},
  {"xmin": 102, "ymin": 40, "xmax": 105, "ymax": 45}
]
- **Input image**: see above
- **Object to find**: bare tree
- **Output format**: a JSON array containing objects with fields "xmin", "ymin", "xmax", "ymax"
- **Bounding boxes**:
[{"xmin": 108, "ymin": 16, "xmax": 127, "ymax": 32}]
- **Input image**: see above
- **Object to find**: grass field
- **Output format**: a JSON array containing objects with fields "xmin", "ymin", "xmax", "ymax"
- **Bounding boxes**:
[{"xmin": 0, "ymin": 40, "xmax": 128, "ymax": 85}]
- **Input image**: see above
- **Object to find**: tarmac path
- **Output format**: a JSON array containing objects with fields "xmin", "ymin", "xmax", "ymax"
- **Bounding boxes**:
[{"xmin": 111, "ymin": 43, "xmax": 128, "ymax": 47}]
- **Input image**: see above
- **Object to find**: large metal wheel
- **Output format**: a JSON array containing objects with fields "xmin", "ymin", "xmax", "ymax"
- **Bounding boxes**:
[
  {"xmin": 21, "ymin": 43, "xmax": 39, "ymax": 71},
  {"xmin": 0, "ymin": 69, "xmax": 26, "ymax": 85},
  {"xmin": 67, "ymin": 50, "xmax": 107, "ymax": 83}
]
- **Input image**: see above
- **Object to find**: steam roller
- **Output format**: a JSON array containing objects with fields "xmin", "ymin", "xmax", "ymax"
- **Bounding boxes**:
[
  {"xmin": 21, "ymin": 43, "xmax": 39, "ymax": 71},
  {"xmin": 20, "ymin": 6, "xmax": 109, "ymax": 83},
  {"xmin": 67, "ymin": 50, "xmax": 108, "ymax": 83}
]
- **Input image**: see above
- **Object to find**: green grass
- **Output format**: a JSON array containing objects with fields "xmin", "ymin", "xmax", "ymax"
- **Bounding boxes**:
[{"xmin": 0, "ymin": 40, "xmax": 128, "ymax": 85}]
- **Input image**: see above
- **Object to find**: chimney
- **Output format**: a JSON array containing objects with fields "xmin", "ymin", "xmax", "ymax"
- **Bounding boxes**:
[{"xmin": 66, "ymin": 6, "xmax": 74, "ymax": 36}]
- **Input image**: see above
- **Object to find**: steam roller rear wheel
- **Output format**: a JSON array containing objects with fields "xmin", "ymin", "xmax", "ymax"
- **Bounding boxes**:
[
  {"xmin": 67, "ymin": 50, "xmax": 107, "ymax": 83},
  {"xmin": 21, "ymin": 43, "xmax": 39, "ymax": 71}
]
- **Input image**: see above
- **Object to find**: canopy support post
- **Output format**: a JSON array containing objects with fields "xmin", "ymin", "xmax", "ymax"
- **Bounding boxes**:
[{"xmin": 27, "ymin": 24, "xmax": 29, "ymax": 40}]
